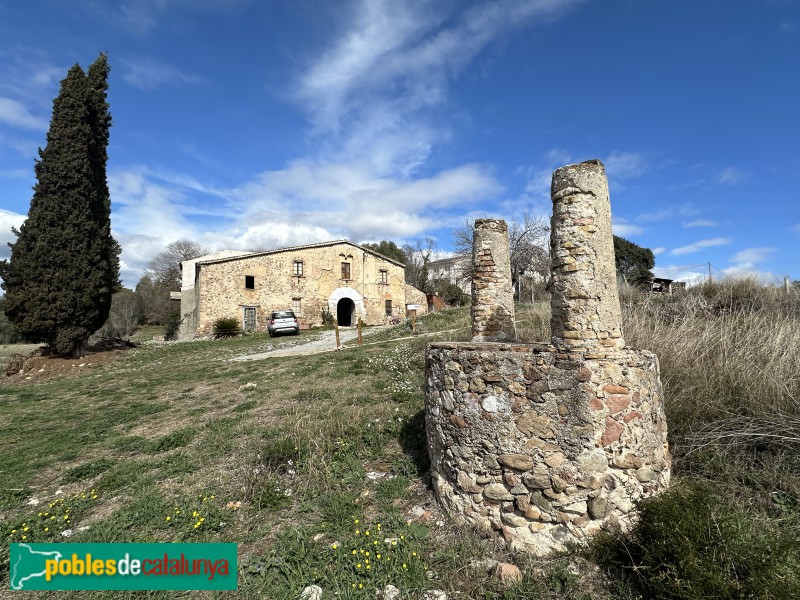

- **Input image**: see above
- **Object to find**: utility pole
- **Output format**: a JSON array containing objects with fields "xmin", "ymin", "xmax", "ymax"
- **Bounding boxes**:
[
  {"xmin": 786, "ymin": 276, "xmax": 791, "ymax": 294},
  {"xmin": 708, "ymin": 262, "xmax": 712, "ymax": 283}
]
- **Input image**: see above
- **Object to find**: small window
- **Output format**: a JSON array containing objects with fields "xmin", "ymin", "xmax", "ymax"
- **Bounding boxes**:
[
  {"xmin": 385, "ymin": 300, "xmax": 392, "ymax": 316},
  {"xmin": 341, "ymin": 262, "xmax": 351, "ymax": 280},
  {"xmin": 292, "ymin": 297, "xmax": 302, "ymax": 315},
  {"xmin": 245, "ymin": 275, "xmax": 255, "ymax": 289},
  {"xmin": 293, "ymin": 260, "xmax": 304, "ymax": 276},
  {"xmin": 379, "ymin": 269, "xmax": 388, "ymax": 284}
]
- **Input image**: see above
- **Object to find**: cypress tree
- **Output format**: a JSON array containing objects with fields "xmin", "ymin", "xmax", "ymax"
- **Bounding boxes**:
[{"xmin": 0, "ymin": 55, "xmax": 120, "ymax": 357}]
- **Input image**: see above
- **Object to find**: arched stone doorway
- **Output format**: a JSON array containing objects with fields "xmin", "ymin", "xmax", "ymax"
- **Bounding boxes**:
[
  {"xmin": 337, "ymin": 298, "xmax": 355, "ymax": 326},
  {"xmin": 328, "ymin": 287, "xmax": 366, "ymax": 326}
]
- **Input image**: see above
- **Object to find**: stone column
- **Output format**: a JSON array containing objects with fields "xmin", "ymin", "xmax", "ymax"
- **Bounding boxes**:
[
  {"xmin": 550, "ymin": 160, "xmax": 624, "ymax": 349},
  {"xmin": 471, "ymin": 219, "xmax": 516, "ymax": 342}
]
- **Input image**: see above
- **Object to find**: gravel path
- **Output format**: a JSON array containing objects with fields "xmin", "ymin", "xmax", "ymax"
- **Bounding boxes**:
[{"xmin": 230, "ymin": 327, "xmax": 366, "ymax": 361}]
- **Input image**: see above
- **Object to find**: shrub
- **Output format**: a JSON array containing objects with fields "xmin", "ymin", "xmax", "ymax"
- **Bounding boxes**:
[
  {"xmin": 590, "ymin": 482, "xmax": 800, "ymax": 599},
  {"xmin": 163, "ymin": 311, "xmax": 181, "ymax": 341},
  {"xmin": 320, "ymin": 308, "xmax": 335, "ymax": 326},
  {"xmin": 212, "ymin": 317, "xmax": 241, "ymax": 338}
]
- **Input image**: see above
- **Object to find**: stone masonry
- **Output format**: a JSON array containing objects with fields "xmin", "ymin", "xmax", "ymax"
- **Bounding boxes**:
[
  {"xmin": 471, "ymin": 219, "xmax": 516, "ymax": 342},
  {"xmin": 425, "ymin": 160, "xmax": 670, "ymax": 555}
]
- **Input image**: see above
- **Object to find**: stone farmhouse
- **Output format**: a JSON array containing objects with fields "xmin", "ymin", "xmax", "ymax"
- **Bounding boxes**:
[{"xmin": 177, "ymin": 240, "xmax": 427, "ymax": 339}]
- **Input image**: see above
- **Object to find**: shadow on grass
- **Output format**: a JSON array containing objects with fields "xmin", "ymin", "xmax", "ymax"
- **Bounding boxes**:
[{"xmin": 399, "ymin": 409, "xmax": 430, "ymax": 477}]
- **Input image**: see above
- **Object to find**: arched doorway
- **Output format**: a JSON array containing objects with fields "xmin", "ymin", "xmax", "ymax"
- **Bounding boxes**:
[
  {"xmin": 328, "ymin": 287, "xmax": 366, "ymax": 325},
  {"xmin": 337, "ymin": 298, "xmax": 355, "ymax": 326}
]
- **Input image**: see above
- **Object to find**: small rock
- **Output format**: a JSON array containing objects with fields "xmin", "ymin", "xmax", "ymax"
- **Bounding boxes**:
[
  {"xmin": 483, "ymin": 483, "xmax": 513, "ymax": 501},
  {"xmin": 493, "ymin": 562, "xmax": 523, "ymax": 585},
  {"xmin": 481, "ymin": 395, "xmax": 500, "ymax": 413},
  {"xmin": 422, "ymin": 591, "xmax": 447, "ymax": 600},
  {"xmin": 300, "ymin": 584, "xmax": 322, "ymax": 600},
  {"xmin": 380, "ymin": 584, "xmax": 401, "ymax": 600},
  {"xmin": 366, "ymin": 471, "xmax": 387, "ymax": 480},
  {"xmin": 312, "ymin": 533, "xmax": 325, "ymax": 542},
  {"xmin": 468, "ymin": 557, "xmax": 499, "ymax": 572},
  {"xmin": 60, "ymin": 529, "xmax": 73, "ymax": 538},
  {"xmin": 497, "ymin": 453, "xmax": 534, "ymax": 471}
]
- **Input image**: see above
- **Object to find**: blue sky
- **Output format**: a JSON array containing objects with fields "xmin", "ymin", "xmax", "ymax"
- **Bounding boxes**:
[{"xmin": 0, "ymin": 0, "xmax": 798, "ymax": 288}]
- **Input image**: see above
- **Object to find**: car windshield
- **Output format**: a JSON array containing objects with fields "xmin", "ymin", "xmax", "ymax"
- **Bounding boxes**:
[{"xmin": 273, "ymin": 311, "xmax": 295, "ymax": 319}]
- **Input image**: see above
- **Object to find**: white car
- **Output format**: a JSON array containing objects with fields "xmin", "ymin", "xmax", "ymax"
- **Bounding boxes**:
[{"xmin": 268, "ymin": 310, "xmax": 299, "ymax": 337}]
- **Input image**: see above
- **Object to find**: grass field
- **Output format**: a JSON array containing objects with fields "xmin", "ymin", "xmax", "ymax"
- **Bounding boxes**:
[{"xmin": 1, "ymin": 284, "xmax": 799, "ymax": 599}]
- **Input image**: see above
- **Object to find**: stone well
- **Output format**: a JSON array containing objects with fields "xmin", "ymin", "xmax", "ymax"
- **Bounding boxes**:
[{"xmin": 424, "ymin": 160, "xmax": 671, "ymax": 555}]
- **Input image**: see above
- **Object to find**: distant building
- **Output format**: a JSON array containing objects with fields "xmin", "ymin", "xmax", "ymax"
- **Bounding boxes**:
[
  {"xmin": 429, "ymin": 255, "xmax": 471, "ymax": 295},
  {"xmin": 648, "ymin": 277, "xmax": 686, "ymax": 294},
  {"xmin": 175, "ymin": 240, "xmax": 427, "ymax": 339}
]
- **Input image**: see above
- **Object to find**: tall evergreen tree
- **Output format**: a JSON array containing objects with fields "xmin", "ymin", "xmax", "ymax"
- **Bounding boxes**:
[{"xmin": 0, "ymin": 55, "xmax": 120, "ymax": 357}]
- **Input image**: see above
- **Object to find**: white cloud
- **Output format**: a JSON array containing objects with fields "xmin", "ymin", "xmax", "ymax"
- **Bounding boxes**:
[
  {"xmin": 120, "ymin": 58, "xmax": 207, "ymax": 91},
  {"xmin": 670, "ymin": 237, "xmax": 731, "ymax": 256},
  {"xmin": 684, "ymin": 219, "xmax": 717, "ymax": 228},
  {"xmin": 296, "ymin": 0, "xmax": 585, "ymax": 177},
  {"xmin": 108, "ymin": 161, "xmax": 500, "ymax": 286},
  {"xmin": 0, "ymin": 209, "xmax": 26, "ymax": 261},
  {"xmin": 604, "ymin": 151, "xmax": 648, "ymax": 180},
  {"xmin": 717, "ymin": 166, "xmax": 748, "ymax": 185},
  {"xmin": 636, "ymin": 203, "xmax": 701, "ymax": 223},
  {"xmin": 612, "ymin": 219, "xmax": 644, "ymax": 237},
  {"xmin": 722, "ymin": 247, "xmax": 776, "ymax": 280},
  {"xmin": 651, "ymin": 247, "xmax": 666, "ymax": 256},
  {"xmin": 790, "ymin": 223, "xmax": 800, "ymax": 233},
  {"xmin": 0, "ymin": 97, "xmax": 47, "ymax": 130}
]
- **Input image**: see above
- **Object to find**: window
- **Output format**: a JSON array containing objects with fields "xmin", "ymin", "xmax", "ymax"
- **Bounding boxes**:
[
  {"xmin": 245, "ymin": 275, "xmax": 255, "ymax": 289},
  {"xmin": 292, "ymin": 297, "xmax": 302, "ymax": 315},
  {"xmin": 293, "ymin": 260, "xmax": 304, "ymax": 276},
  {"xmin": 341, "ymin": 262, "xmax": 351, "ymax": 280},
  {"xmin": 379, "ymin": 269, "xmax": 388, "ymax": 284},
  {"xmin": 385, "ymin": 300, "xmax": 392, "ymax": 316}
]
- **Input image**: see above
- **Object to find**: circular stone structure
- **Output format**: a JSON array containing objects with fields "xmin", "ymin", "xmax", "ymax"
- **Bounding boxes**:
[{"xmin": 424, "ymin": 161, "xmax": 671, "ymax": 555}]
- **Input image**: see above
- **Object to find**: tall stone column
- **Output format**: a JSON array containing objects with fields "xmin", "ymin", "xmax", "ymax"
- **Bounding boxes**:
[
  {"xmin": 550, "ymin": 160, "xmax": 624, "ymax": 349},
  {"xmin": 471, "ymin": 219, "xmax": 516, "ymax": 342}
]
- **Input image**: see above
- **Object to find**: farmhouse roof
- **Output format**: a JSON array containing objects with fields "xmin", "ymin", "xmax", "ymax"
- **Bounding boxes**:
[{"xmin": 195, "ymin": 239, "xmax": 407, "ymax": 268}]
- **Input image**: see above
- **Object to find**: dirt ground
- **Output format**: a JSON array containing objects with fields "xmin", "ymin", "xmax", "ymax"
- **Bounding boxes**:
[{"xmin": 2, "ymin": 346, "xmax": 127, "ymax": 385}]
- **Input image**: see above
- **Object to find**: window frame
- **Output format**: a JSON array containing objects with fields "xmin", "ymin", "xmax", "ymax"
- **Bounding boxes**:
[
  {"xmin": 385, "ymin": 299, "xmax": 392, "ymax": 316},
  {"xmin": 341, "ymin": 262, "xmax": 351, "ymax": 280},
  {"xmin": 293, "ymin": 260, "xmax": 304, "ymax": 277},
  {"xmin": 379, "ymin": 269, "xmax": 388, "ymax": 284},
  {"xmin": 244, "ymin": 275, "xmax": 255, "ymax": 289},
  {"xmin": 292, "ymin": 297, "xmax": 302, "ymax": 315}
]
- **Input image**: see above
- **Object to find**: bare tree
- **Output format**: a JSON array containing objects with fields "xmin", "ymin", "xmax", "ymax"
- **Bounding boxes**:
[
  {"xmin": 452, "ymin": 213, "xmax": 550, "ymax": 300},
  {"xmin": 402, "ymin": 236, "xmax": 437, "ymax": 291},
  {"xmin": 145, "ymin": 239, "xmax": 210, "ymax": 290}
]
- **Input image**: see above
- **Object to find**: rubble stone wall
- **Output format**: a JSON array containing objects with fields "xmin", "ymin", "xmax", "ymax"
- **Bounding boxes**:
[{"xmin": 425, "ymin": 160, "xmax": 671, "ymax": 555}]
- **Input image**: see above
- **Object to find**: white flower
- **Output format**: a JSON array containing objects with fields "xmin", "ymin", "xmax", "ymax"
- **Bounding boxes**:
[{"xmin": 61, "ymin": 529, "xmax": 73, "ymax": 538}]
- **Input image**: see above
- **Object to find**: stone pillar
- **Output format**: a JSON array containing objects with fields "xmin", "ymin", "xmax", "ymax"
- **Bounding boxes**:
[
  {"xmin": 471, "ymin": 219, "xmax": 516, "ymax": 342},
  {"xmin": 550, "ymin": 160, "xmax": 624, "ymax": 349}
]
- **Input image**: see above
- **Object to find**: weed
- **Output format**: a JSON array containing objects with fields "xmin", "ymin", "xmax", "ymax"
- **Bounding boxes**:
[
  {"xmin": 149, "ymin": 426, "xmax": 197, "ymax": 453},
  {"xmin": 62, "ymin": 458, "xmax": 115, "ymax": 483},
  {"xmin": 590, "ymin": 481, "xmax": 800, "ymax": 599}
]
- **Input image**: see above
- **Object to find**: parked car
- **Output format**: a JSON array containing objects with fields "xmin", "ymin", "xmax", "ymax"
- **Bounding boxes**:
[{"xmin": 268, "ymin": 310, "xmax": 299, "ymax": 337}]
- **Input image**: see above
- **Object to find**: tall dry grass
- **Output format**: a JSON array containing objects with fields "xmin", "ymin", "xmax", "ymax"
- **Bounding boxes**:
[{"xmin": 620, "ymin": 278, "xmax": 800, "ymax": 491}]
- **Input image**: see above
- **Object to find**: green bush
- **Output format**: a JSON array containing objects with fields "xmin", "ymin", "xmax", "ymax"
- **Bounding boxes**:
[
  {"xmin": 163, "ymin": 310, "xmax": 181, "ymax": 340},
  {"xmin": 212, "ymin": 317, "xmax": 241, "ymax": 338},
  {"xmin": 590, "ymin": 482, "xmax": 800, "ymax": 599}
]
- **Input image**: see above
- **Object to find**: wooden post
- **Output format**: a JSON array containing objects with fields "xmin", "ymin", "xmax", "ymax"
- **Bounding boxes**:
[
  {"xmin": 357, "ymin": 317, "xmax": 363, "ymax": 346},
  {"xmin": 411, "ymin": 309, "xmax": 416, "ymax": 333},
  {"xmin": 334, "ymin": 317, "xmax": 340, "ymax": 349}
]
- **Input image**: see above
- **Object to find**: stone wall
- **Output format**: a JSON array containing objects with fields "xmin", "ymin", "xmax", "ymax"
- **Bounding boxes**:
[
  {"xmin": 190, "ymin": 242, "xmax": 407, "ymax": 335},
  {"xmin": 425, "ymin": 160, "xmax": 671, "ymax": 555},
  {"xmin": 471, "ymin": 219, "xmax": 516, "ymax": 342}
]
